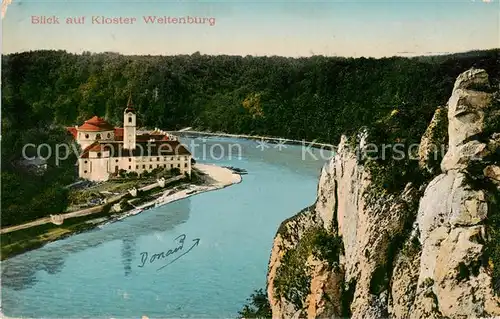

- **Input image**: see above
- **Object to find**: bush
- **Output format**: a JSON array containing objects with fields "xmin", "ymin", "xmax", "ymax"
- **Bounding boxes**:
[
  {"xmin": 127, "ymin": 171, "xmax": 138, "ymax": 179},
  {"xmin": 238, "ymin": 289, "xmax": 272, "ymax": 318},
  {"xmin": 273, "ymin": 227, "xmax": 343, "ymax": 310},
  {"xmin": 118, "ymin": 169, "xmax": 127, "ymax": 178}
]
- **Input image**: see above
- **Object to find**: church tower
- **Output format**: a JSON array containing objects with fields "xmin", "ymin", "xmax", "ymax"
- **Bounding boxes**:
[{"xmin": 123, "ymin": 94, "xmax": 136, "ymax": 150}]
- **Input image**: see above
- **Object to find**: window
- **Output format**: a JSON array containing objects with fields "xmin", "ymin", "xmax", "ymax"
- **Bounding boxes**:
[
  {"xmin": 85, "ymin": 134, "xmax": 89, "ymax": 139},
  {"xmin": 164, "ymin": 164, "xmax": 166, "ymax": 168},
  {"xmin": 136, "ymin": 165, "xmax": 139, "ymax": 169},
  {"xmin": 171, "ymin": 157, "xmax": 174, "ymax": 160},
  {"xmin": 96, "ymin": 134, "xmax": 101, "ymax": 140},
  {"xmin": 143, "ymin": 165, "xmax": 146, "ymax": 169},
  {"xmin": 150, "ymin": 158, "xmax": 153, "ymax": 161},
  {"xmin": 157, "ymin": 157, "xmax": 160, "ymax": 161},
  {"xmin": 185, "ymin": 156, "xmax": 188, "ymax": 160},
  {"xmin": 128, "ymin": 117, "xmax": 132, "ymax": 123},
  {"xmin": 170, "ymin": 164, "xmax": 173, "ymax": 168},
  {"xmin": 157, "ymin": 164, "xmax": 159, "ymax": 168},
  {"xmin": 107, "ymin": 133, "xmax": 111, "ymax": 138},
  {"xmin": 129, "ymin": 158, "xmax": 132, "ymax": 162},
  {"xmin": 84, "ymin": 170, "xmax": 87, "ymax": 173},
  {"xmin": 177, "ymin": 164, "xmax": 180, "ymax": 168},
  {"xmin": 84, "ymin": 160, "xmax": 88, "ymax": 164},
  {"xmin": 129, "ymin": 166, "xmax": 131, "ymax": 169},
  {"xmin": 116, "ymin": 159, "xmax": 118, "ymax": 162},
  {"xmin": 184, "ymin": 163, "xmax": 188, "ymax": 168},
  {"xmin": 149, "ymin": 165, "xmax": 152, "ymax": 169},
  {"xmin": 97, "ymin": 152, "xmax": 101, "ymax": 158},
  {"xmin": 164, "ymin": 157, "xmax": 167, "ymax": 161}
]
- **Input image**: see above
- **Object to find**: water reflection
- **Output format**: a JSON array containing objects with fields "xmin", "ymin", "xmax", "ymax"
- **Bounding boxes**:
[
  {"xmin": 121, "ymin": 237, "xmax": 135, "ymax": 277},
  {"xmin": 2, "ymin": 198, "xmax": 191, "ymax": 290}
]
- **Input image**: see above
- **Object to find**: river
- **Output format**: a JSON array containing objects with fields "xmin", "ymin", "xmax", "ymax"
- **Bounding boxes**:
[{"xmin": 1, "ymin": 137, "xmax": 330, "ymax": 318}]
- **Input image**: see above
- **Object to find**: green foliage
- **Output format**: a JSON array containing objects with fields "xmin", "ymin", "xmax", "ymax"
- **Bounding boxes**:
[
  {"xmin": 401, "ymin": 229, "xmax": 421, "ymax": 258},
  {"xmin": 361, "ymin": 104, "xmax": 432, "ymax": 202},
  {"xmin": 1, "ymin": 126, "xmax": 77, "ymax": 227},
  {"xmin": 2, "ymin": 50, "xmax": 499, "ymax": 143},
  {"xmin": 421, "ymin": 277, "xmax": 434, "ymax": 288},
  {"xmin": 274, "ymin": 246, "xmax": 311, "ymax": 310},
  {"xmin": 1, "ymin": 49, "xmax": 499, "ymax": 227},
  {"xmin": 310, "ymin": 229, "xmax": 343, "ymax": 270},
  {"xmin": 483, "ymin": 95, "xmax": 500, "ymax": 139},
  {"xmin": 368, "ymin": 188, "xmax": 422, "ymax": 296},
  {"xmin": 140, "ymin": 170, "xmax": 151, "ymax": 178},
  {"xmin": 487, "ymin": 188, "xmax": 500, "ymax": 294},
  {"xmin": 118, "ymin": 169, "xmax": 127, "ymax": 178},
  {"xmin": 238, "ymin": 289, "xmax": 272, "ymax": 318},
  {"xmin": 170, "ymin": 167, "xmax": 181, "ymax": 176},
  {"xmin": 273, "ymin": 227, "xmax": 342, "ymax": 310},
  {"xmin": 127, "ymin": 171, "xmax": 138, "ymax": 179}
]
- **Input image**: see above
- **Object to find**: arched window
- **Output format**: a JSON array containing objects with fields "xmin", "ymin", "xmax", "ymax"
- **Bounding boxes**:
[
  {"xmin": 85, "ymin": 134, "xmax": 89, "ymax": 139},
  {"xmin": 128, "ymin": 117, "xmax": 132, "ymax": 123},
  {"xmin": 97, "ymin": 152, "xmax": 102, "ymax": 158},
  {"xmin": 96, "ymin": 134, "xmax": 101, "ymax": 140},
  {"xmin": 107, "ymin": 133, "xmax": 111, "ymax": 138}
]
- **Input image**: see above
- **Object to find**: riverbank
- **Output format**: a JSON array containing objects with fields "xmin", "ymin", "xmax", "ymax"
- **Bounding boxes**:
[
  {"xmin": 99, "ymin": 164, "xmax": 242, "ymax": 226},
  {"xmin": 173, "ymin": 129, "xmax": 335, "ymax": 150},
  {"xmin": 0, "ymin": 164, "xmax": 241, "ymax": 261}
]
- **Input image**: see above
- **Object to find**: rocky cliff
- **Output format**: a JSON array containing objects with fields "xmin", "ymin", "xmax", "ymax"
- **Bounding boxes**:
[{"xmin": 267, "ymin": 69, "xmax": 500, "ymax": 318}]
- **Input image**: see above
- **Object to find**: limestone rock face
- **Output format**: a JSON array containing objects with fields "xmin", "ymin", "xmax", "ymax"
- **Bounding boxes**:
[
  {"xmin": 412, "ymin": 69, "xmax": 500, "ymax": 318},
  {"xmin": 441, "ymin": 68, "xmax": 493, "ymax": 172},
  {"xmin": 267, "ymin": 134, "xmax": 421, "ymax": 319},
  {"xmin": 267, "ymin": 207, "xmax": 320, "ymax": 319},
  {"xmin": 267, "ymin": 69, "xmax": 500, "ymax": 319}
]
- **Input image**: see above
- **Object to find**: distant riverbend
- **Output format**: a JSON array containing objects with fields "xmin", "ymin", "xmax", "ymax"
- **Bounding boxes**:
[{"xmin": 174, "ymin": 130, "xmax": 335, "ymax": 150}]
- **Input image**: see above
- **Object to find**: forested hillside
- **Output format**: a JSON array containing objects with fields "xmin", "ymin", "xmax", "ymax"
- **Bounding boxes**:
[{"xmin": 1, "ymin": 49, "xmax": 499, "ymax": 226}]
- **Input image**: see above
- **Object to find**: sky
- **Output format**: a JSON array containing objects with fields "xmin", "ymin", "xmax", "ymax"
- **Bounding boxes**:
[{"xmin": 1, "ymin": 0, "xmax": 499, "ymax": 58}]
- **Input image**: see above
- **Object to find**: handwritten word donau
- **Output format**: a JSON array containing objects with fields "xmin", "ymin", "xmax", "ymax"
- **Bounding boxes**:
[{"xmin": 138, "ymin": 234, "xmax": 200, "ymax": 271}]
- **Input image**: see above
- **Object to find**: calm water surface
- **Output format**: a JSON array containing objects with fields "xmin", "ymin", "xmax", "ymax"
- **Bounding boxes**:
[{"xmin": 1, "ymin": 137, "xmax": 329, "ymax": 318}]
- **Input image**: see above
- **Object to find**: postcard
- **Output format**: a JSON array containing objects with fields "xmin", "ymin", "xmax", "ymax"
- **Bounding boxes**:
[{"xmin": 1, "ymin": 0, "xmax": 499, "ymax": 318}]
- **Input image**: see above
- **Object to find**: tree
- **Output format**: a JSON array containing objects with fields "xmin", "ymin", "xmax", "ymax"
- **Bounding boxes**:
[
  {"xmin": 127, "ymin": 171, "xmax": 138, "ymax": 178},
  {"xmin": 170, "ymin": 167, "xmax": 181, "ymax": 176},
  {"xmin": 238, "ymin": 289, "xmax": 272, "ymax": 318},
  {"xmin": 118, "ymin": 169, "xmax": 127, "ymax": 178}
]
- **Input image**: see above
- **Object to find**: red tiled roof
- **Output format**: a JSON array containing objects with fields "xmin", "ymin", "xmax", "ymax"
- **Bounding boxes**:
[
  {"xmin": 80, "ymin": 141, "xmax": 100, "ymax": 158},
  {"xmin": 78, "ymin": 116, "xmax": 114, "ymax": 132},
  {"xmin": 66, "ymin": 127, "xmax": 78, "ymax": 139},
  {"xmin": 114, "ymin": 128, "xmax": 124, "ymax": 137}
]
